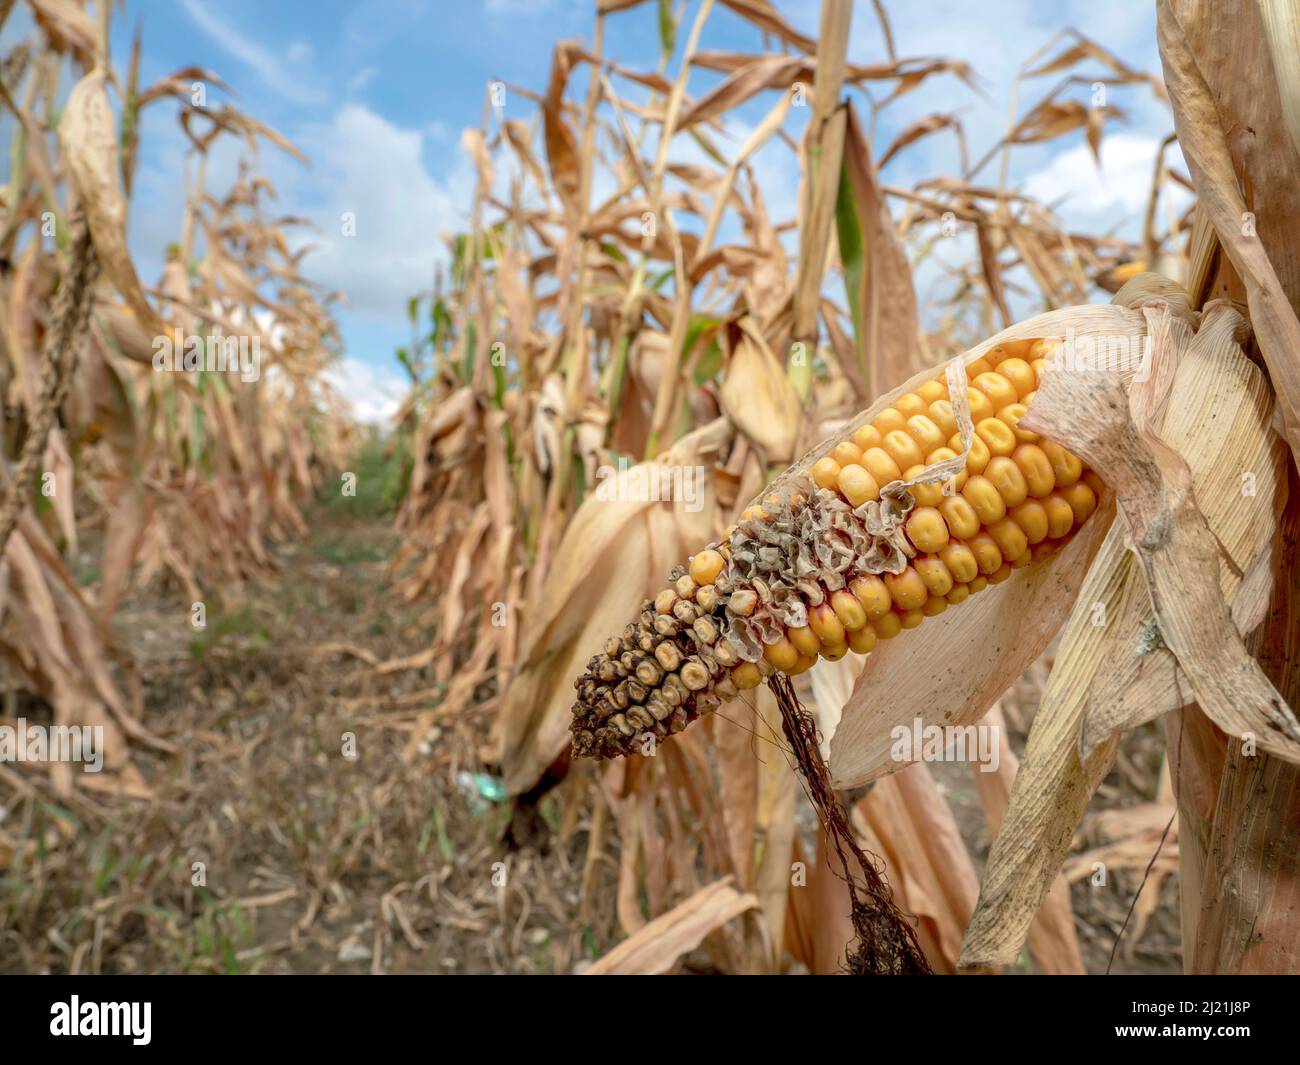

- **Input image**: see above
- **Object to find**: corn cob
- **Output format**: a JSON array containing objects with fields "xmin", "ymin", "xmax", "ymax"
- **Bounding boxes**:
[{"xmin": 570, "ymin": 338, "xmax": 1105, "ymax": 759}]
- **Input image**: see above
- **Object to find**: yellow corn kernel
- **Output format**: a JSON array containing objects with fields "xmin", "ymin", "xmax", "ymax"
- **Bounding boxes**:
[
  {"xmin": 939, "ymin": 494, "xmax": 981, "ymax": 540},
  {"xmin": 1009, "ymin": 500, "xmax": 1049, "ymax": 544},
  {"xmin": 989, "ymin": 564, "xmax": 1013, "ymax": 584},
  {"xmin": 962, "ymin": 475, "xmax": 1007, "ymax": 524},
  {"xmin": 905, "ymin": 466, "xmax": 945, "ymax": 507},
  {"xmin": 997, "ymin": 358, "xmax": 1035, "ymax": 398},
  {"xmin": 690, "ymin": 549, "xmax": 725, "ymax": 585},
  {"xmin": 808, "ymin": 604, "xmax": 846, "ymax": 648},
  {"xmin": 905, "ymin": 414, "xmax": 946, "ymax": 455},
  {"xmin": 927, "ymin": 400, "xmax": 958, "ymax": 437},
  {"xmin": 812, "ymin": 456, "xmax": 842, "ymax": 491},
  {"xmin": 1012, "ymin": 443, "xmax": 1055, "ymax": 497},
  {"xmin": 1062, "ymin": 482, "xmax": 1097, "ymax": 524},
  {"xmin": 1031, "ymin": 538, "xmax": 1063, "ymax": 562},
  {"xmin": 1083, "ymin": 469, "xmax": 1106, "ymax": 498},
  {"xmin": 789, "ymin": 654, "xmax": 817, "ymax": 675},
  {"xmin": 922, "ymin": 595, "xmax": 948, "ymax": 617},
  {"xmin": 1011, "ymin": 551, "xmax": 1032, "ymax": 569},
  {"xmin": 850, "ymin": 575, "xmax": 892, "ymax": 618},
  {"xmin": 899, "ymin": 607, "xmax": 925, "ymax": 629},
  {"xmin": 1041, "ymin": 441, "xmax": 1082, "ymax": 487},
  {"xmin": 915, "ymin": 555, "xmax": 954, "ymax": 597},
  {"xmin": 997, "ymin": 402, "xmax": 1038, "ymax": 444},
  {"xmin": 924, "ymin": 447, "xmax": 967, "ymax": 493},
  {"xmin": 975, "ymin": 417, "xmax": 1017, "ymax": 457},
  {"xmin": 847, "ymin": 625, "xmax": 877, "ymax": 655},
  {"xmin": 764, "ymin": 637, "xmax": 799, "ymax": 672},
  {"xmin": 862, "ymin": 447, "xmax": 903, "ymax": 487},
  {"xmin": 985, "ymin": 455, "xmax": 1029, "ymax": 507},
  {"xmin": 884, "ymin": 567, "xmax": 928, "ymax": 611},
  {"xmin": 939, "ymin": 542, "xmax": 979, "ymax": 583},
  {"xmin": 882, "ymin": 429, "xmax": 925, "ymax": 471},
  {"xmin": 1028, "ymin": 338, "xmax": 1061, "ymax": 360},
  {"xmin": 788, "ymin": 625, "xmax": 821, "ymax": 657},
  {"xmin": 973, "ymin": 371, "xmax": 1018, "ymax": 410},
  {"xmin": 871, "ymin": 612, "xmax": 902, "ymax": 640},
  {"xmin": 946, "ymin": 583, "xmax": 971, "ymax": 606},
  {"xmin": 872, "ymin": 407, "xmax": 908, "ymax": 437},
  {"xmin": 894, "ymin": 393, "xmax": 927, "ymax": 418},
  {"xmin": 964, "ymin": 387, "xmax": 994, "ymax": 423},
  {"xmin": 988, "ymin": 517, "xmax": 1029, "ymax": 563},
  {"xmin": 851, "ymin": 424, "xmax": 882, "ymax": 452},
  {"xmin": 906, "ymin": 506, "xmax": 950, "ymax": 553},
  {"xmin": 831, "ymin": 440, "xmax": 863, "ymax": 468},
  {"xmin": 837, "ymin": 463, "xmax": 880, "ymax": 506},
  {"xmin": 966, "ymin": 357, "xmax": 994, "ymax": 378},
  {"xmin": 967, "ymin": 533, "xmax": 1004, "ymax": 575},
  {"xmin": 1043, "ymin": 494, "xmax": 1076, "ymax": 538},
  {"xmin": 732, "ymin": 662, "xmax": 762, "ymax": 690},
  {"xmin": 916, "ymin": 379, "xmax": 948, "ymax": 403},
  {"xmin": 820, "ymin": 642, "xmax": 849, "ymax": 662},
  {"xmin": 830, "ymin": 589, "xmax": 867, "ymax": 631},
  {"xmin": 969, "ymin": 575, "xmax": 988, "ymax": 594},
  {"xmin": 952, "ymin": 431, "xmax": 990, "ymax": 475}
]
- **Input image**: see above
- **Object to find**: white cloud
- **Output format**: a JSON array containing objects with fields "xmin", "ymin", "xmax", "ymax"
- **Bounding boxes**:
[
  {"xmin": 181, "ymin": 0, "xmax": 327, "ymax": 105},
  {"xmin": 323, "ymin": 357, "xmax": 409, "ymax": 425}
]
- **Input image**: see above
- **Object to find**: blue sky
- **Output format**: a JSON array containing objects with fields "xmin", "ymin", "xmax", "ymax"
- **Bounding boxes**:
[{"xmin": 4, "ymin": 1, "xmax": 1183, "ymax": 420}]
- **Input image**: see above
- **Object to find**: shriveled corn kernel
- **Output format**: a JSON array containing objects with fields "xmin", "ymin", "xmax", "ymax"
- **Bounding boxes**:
[
  {"xmin": 924, "ymin": 447, "xmax": 967, "ymax": 492},
  {"xmin": 764, "ymin": 637, "xmax": 800, "ymax": 672},
  {"xmin": 820, "ymin": 642, "xmax": 849, "ymax": 661},
  {"xmin": 850, "ymin": 575, "xmax": 892, "ymax": 618},
  {"xmin": 946, "ymin": 583, "xmax": 971, "ymax": 606},
  {"xmin": 654, "ymin": 589, "xmax": 677, "ymax": 614},
  {"xmin": 894, "ymin": 393, "xmax": 927, "ymax": 418},
  {"xmin": 788, "ymin": 625, "xmax": 821, "ymax": 657},
  {"xmin": 975, "ymin": 417, "xmax": 1017, "ymax": 457},
  {"xmin": 862, "ymin": 448, "xmax": 903, "ymax": 487},
  {"xmin": 837, "ymin": 463, "xmax": 880, "ymax": 506},
  {"xmin": 1013, "ymin": 443, "xmax": 1055, "ymax": 497},
  {"xmin": 847, "ymin": 625, "xmax": 877, "ymax": 655},
  {"xmin": 985, "ymin": 456, "xmax": 1029, "ymax": 507},
  {"xmin": 916, "ymin": 379, "xmax": 948, "ymax": 403},
  {"xmin": 884, "ymin": 567, "xmax": 928, "ymax": 611},
  {"xmin": 927, "ymin": 400, "xmax": 958, "ymax": 437},
  {"xmin": 1062, "ymin": 482, "xmax": 1097, "ymax": 524},
  {"xmin": 871, "ymin": 613, "xmax": 902, "ymax": 640},
  {"xmin": 830, "ymin": 589, "xmax": 867, "ymax": 631},
  {"xmin": 1041, "ymin": 441, "xmax": 1082, "ymax": 487},
  {"xmin": 967, "ymin": 533, "xmax": 1004, "ymax": 574},
  {"xmin": 1043, "ymin": 494, "xmax": 1076, "ymax": 538},
  {"xmin": 964, "ymin": 388, "xmax": 995, "ymax": 423},
  {"xmin": 906, "ymin": 506, "xmax": 950, "ymax": 553},
  {"xmin": 973, "ymin": 371, "xmax": 1019, "ymax": 410},
  {"xmin": 962, "ymin": 475, "xmax": 1007, "ymax": 524},
  {"xmin": 741, "ymin": 505, "xmax": 767, "ymax": 522},
  {"xmin": 732, "ymin": 662, "xmax": 762, "ymax": 690},
  {"xmin": 905, "ymin": 466, "xmax": 945, "ymax": 507},
  {"xmin": 989, "ymin": 564, "xmax": 1013, "ymax": 584},
  {"xmin": 988, "ymin": 517, "xmax": 1029, "ymax": 563},
  {"xmin": 851, "ymin": 424, "xmax": 882, "ymax": 452},
  {"xmin": 899, "ymin": 608, "xmax": 925, "ymax": 629},
  {"xmin": 808, "ymin": 603, "xmax": 846, "ymax": 646},
  {"xmin": 812, "ymin": 456, "xmax": 842, "ymax": 490},
  {"xmin": 904, "ymin": 414, "xmax": 946, "ymax": 455},
  {"xmin": 882, "ymin": 429, "xmax": 925, "ymax": 471},
  {"xmin": 872, "ymin": 407, "xmax": 908, "ymax": 436},
  {"xmin": 922, "ymin": 595, "xmax": 948, "ymax": 617},
  {"xmin": 1009, "ymin": 500, "xmax": 1049, "ymax": 543},
  {"xmin": 915, "ymin": 555, "xmax": 954, "ymax": 597},
  {"xmin": 997, "ymin": 358, "xmax": 1035, "ymax": 398},
  {"xmin": 690, "ymin": 549, "xmax": 725, "ymax": 586},
  {"xmin": 939, "ymin": 494, "xmax": 981, "ymax": 540},
  {"xmin": 831, "ymin": 440, "xmax": 864, "ymax": 468},
  {"xmin": 939, "ymin": 542, "xmax": 979, "ymax": 583}
]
